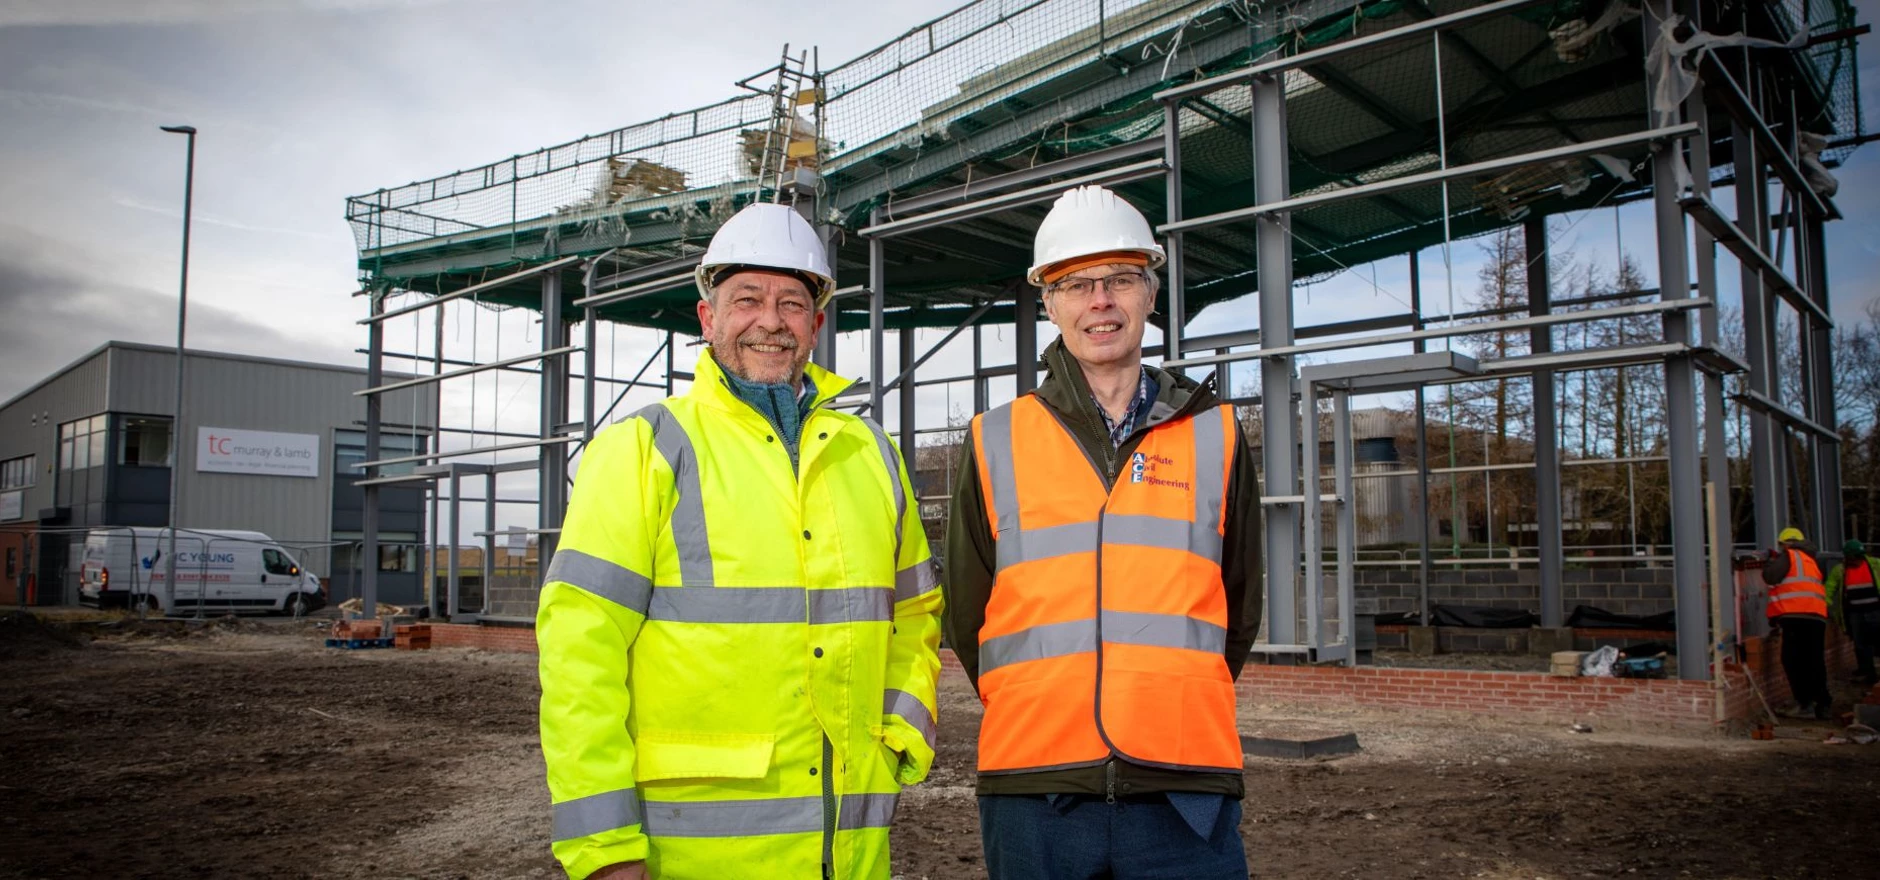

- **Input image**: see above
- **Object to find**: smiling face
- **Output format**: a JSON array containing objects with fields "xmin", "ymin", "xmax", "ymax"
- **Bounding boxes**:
[
  {"xmin": 697, "ymin": 268, "xmax": 824, "ymax": 385},
  {"xmin": 1042, "ymin": 262, "xmax": 1157, "ymax": 372}
]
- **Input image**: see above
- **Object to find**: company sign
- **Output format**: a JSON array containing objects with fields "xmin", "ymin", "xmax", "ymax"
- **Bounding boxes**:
[
  {"xmin": 0, "ymin": 490, "xmax": 21, "ymax": 522},
  {"xmin": 197, "ymin": 427, "xmax": 320, "ymax": 479}
]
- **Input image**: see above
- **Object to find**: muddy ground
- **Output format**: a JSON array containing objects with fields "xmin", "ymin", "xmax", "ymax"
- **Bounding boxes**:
[{"xmin": 2, "ymin": 612, "xmax": 1877, "ymax": 879}]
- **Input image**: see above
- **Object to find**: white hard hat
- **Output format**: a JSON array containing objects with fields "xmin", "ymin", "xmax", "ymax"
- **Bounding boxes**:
[
  {"xmin": 694, "ymin": 202, "xmax": 837, "ymax": 307},
  {"xmin": 1027, "ymin": 184, "xmax": 1166, "ymax": 287}
]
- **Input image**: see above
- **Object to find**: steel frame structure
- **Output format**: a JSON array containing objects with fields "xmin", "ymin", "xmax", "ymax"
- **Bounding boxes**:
[{"xmin": 351, "ymin": 0, "xmax": 1854, "ymax": 683}]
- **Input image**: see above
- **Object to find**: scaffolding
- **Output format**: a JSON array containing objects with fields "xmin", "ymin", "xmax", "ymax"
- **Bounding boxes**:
[{"xmin": 343, "ymin": 0, "xmax": 1865, "ymax": 681}]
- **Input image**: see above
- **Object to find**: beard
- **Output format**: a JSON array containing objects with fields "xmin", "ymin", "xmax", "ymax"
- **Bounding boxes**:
[{"xmin": 714, "ymin": 329, "xmax": 809, "ymax": 386}]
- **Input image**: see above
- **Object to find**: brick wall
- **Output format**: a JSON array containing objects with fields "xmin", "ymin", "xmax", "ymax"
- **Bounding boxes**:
[{"xmin": 1359, "ymin": 566, "xmax": 1678, "ymax": 617}]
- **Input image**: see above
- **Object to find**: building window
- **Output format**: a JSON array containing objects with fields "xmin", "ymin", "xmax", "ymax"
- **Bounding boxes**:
[
  {"xmin": 333, "ymin": 430, "xmax": 424, "ymax": 479},
  {"xmin": 58, "ymin": 415, "xmax": 106, "ymax": 472},
  {"xmin": 1, "ymin": 455, "xmax": 33, "ymax": 490},
  {"xmin": 379, "ymin": 543, "xmax": 419, "ymax": 573},
  {"xmin": 119, "ymin": 417, "xmax": 173, "ymax": 467},
  {"xmin": 4, "ymin": 547, "xmax": 15, "ymax": 580}
]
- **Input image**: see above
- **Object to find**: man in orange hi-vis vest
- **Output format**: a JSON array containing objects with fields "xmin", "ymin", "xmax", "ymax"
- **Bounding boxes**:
[
  {"xmin": 1762, "ymin": 527, "xmax": 1833, "ymax": 720},
  {"xmin": 943, "ymin": 185, "xmax": 1262, "ymax": 879}
]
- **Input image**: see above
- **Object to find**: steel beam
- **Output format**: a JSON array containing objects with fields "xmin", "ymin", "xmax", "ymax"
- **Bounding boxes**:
[
  {"xmin": 356, "ymin": 347, "xmax": 580, "ymax": 397},
  {"xmin": 860, "ymin": 159, "xmax": 1165, "ymax": 240},
  {"xmin": 1154, "ymin": 0, "xmax": 1551, "ymax": 103},
  {"xmin": 1161, "ymin": 124, "xmax": 1701, "ymax": 236},
  {"xmin": 884, "ymin": 139, "xmax": 1165, "ymax": 215},
  {"xmin": 361, "ymin": 255, "xmax": 583, "ymax": 324}
]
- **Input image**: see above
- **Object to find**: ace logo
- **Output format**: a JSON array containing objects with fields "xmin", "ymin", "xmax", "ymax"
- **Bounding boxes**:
[{"xmin": 1129, "ymin": 452, "xmax": 1147, "ymax": 483}]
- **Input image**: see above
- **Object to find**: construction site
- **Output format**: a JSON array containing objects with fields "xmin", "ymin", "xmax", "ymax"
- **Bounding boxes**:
[{"xmin": 6, "ymin": 0, "xmax": 1880, "ymax": 877}]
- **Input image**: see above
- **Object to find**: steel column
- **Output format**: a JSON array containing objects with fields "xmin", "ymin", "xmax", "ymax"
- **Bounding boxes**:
[
  {"xmin": 362, "ymin": 290, "xmax": 384, "ymax": 617},
  {"xmin": 447, "ymin": 470, "xmax": 461, "ymax": 618},
  {"xmin": 973, "ymin": 325, "xmax": 989, "ymax": 414},
  {"xmin": 1302, "ymin": 379, "xmax": 1322, "ymax": 649},
  {"xmin": 1015, "ymin": 287, "xmax": 1038, "ymax": 394},
  {"xmin": 429, "ymin": 303, "xmax": 444, "ymax": 615},
  {"xmin": 1734, "ymin": 124, "xmax": 1781, "ymax": 551},
  {"xmin": 1525, "ymin": 218, "xmax": 1563, "ymax": 627},
  {"xmin": 1411, "ymin": 251, "xmax": 1432, "ymax": 624},
  {"xmin": 1253, "ymin": 70, "xmax": 1300, "ymax": 648},
  {"xmin": 899, "ymin": 328, "xmax": 918, "ymax": 461},
  {"xmin": 1163, "ymin": 100, "xmax": 1186, "ymax": 365},
  {"xmin": 540, "ymin": 272, "xmax": 567, "ymax": 569},
  {"xmin": 1804, "ymin": 209, "xmax": 1843, "ymax": 549},
  {"xmin": 1687, "ymin": 81, "xmax": 1737, "ymax": 641},
  {"xmin": 1333, "ymin": 388, "xmax": 1356, "ymax": 666},
  {"xmin": 1647, "ymin": 5, "xmax": 1708, "ymax": 677},
  {"xmin": 484, "ymin": 472, "xmax": 496, "ymax": 617},
  {"xmin": 869, "ymin": 214, "xmax": 887, "ymax": 415}
]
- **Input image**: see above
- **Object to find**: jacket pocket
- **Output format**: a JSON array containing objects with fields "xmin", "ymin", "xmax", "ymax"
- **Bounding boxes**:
[{"xmin": 635, "ymin": 730, "xmax": 775, "ymax": 782}]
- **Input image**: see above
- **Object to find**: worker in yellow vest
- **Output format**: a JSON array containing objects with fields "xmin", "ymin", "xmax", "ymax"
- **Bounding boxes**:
[
  {"xmin": 1826, "ymin": 539, "xmax": 1880, "ymax": 686},
  {"xmin": 536, "ymin": 203, "xmax": 944, "ymax": 879},
  {"xmin": 944, "ymin": 185, "xmax": 1263, "ymax": 879},
  {"xmin": 1762, "ymin": 527, "xmax": 1833, "ymax": 719}
]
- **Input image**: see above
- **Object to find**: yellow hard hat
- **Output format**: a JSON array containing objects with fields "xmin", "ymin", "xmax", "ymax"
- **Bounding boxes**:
[{"xmin": 1777, "ymin": 527, "xmax": 1806, "ymax": 543}]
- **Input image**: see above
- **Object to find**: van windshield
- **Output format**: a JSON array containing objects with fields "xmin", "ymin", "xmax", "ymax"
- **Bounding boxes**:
[{"xmin": 262, "ymin": 549, "xmax": 295, "ymax": 576}]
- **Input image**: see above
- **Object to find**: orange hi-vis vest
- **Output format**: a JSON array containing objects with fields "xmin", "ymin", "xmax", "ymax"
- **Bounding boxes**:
[
  {"xmin": 1768, "ymin": 548, "xmax": 1829, "ymax": 620},
  {"xmin": 970, "ymin": 394, "xmax": 1242, "ymax": 776},
  {"xmin": 1847, "ymin": 558, "xmax": 1880, "ymax": 609}
]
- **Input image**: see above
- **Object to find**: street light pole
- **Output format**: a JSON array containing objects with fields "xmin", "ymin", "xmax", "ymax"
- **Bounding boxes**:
[{"xmin": 160, "ymin": 124, "xmax": 195, "ymax": 617}]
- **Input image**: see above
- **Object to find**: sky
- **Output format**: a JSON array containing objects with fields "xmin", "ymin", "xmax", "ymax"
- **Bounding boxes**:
[{"xmin": 2, "ymin": 0, "xmax": 1877, "ymax": 536}]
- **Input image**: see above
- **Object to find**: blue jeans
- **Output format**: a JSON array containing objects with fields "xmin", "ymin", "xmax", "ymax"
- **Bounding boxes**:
[{"xmin": 978, "ymin": 792, "xmax": 1248, "ymax": 879}]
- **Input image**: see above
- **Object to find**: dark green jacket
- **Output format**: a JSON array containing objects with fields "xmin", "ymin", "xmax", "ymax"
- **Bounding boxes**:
[{"xmin": 943, "ymin": 338, "xmax": 1263, "ymax": 799}]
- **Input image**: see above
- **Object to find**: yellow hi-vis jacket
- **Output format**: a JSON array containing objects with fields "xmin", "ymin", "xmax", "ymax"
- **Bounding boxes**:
[{"xmin": 537, "ymin": 350, "xmax": 944, "ymax": 880}]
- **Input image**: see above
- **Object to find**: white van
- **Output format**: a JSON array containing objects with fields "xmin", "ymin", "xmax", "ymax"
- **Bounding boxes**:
[{"xmin": 78, "ymin": 527, "xmax": 326, "ymax": 616}]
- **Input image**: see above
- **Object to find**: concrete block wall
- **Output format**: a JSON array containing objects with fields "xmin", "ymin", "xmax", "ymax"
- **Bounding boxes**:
[{"xmin": 1358, "ymin": 566, "xmax": 1678, "ymax": 618}]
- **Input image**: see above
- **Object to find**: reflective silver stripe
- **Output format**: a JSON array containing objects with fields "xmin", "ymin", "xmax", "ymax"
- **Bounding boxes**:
[
  {"xmin": 862, "ymin": 417, "xmax": 907, "ymax": 565},
  {"xmin": 1190, "ymin": 406, "xmax": 1228, "ymax": 562},
  {"xmin": 1850, "ymin": 596, "xmax": 1880, "ymax": 605},
  {"xmin": 640, "ymin": 403, "xmax": 713, "ymax": 586},
  {"xmin": 883, "ymin": 688, "xmax": 937, "ymax": 750},
  {"xmin": 808, "ymin": 586, "xmax": 894, "ymax": 624},
  {"xmin": 1780, "ymin": 576, "xmax": 1824, "ymax": 586},
  {"xmin": 980, "ymin": 618, "xmax": 1097, "ymax": 674},
  {"xmin": 543, "ymin": 549, "xmax": 652, "ymax": 616},
  {"xmin": 643, "ymin": 796, "xmax": 820, "ymax": 838},
  {"xmin": 982, "ymin": 404, "xmax": 1020, "ymax": 539},
  {"xmin": 644, "ymin": 586, "xmax": 893, "ymax": 624},
  {"xmin": 837, "ymin": 792, "xmax": 899, "ymax": 830},
  {"xmin": 1100, "ymin": 609, "xmax": 1227, "ymax": 655},
  {"xmin": 895, "ymin": 560, "xmax": 940, "ymax": 603},
  {"xmin": 996, "ymin": 521, "xmax": 1099, "ymax": 570},
  {"xmin": 553, "ymin": 787, "xmax": 644, "ymax": 842},
  {"xmin": 1102, "ymin": 514, "xmax": 1221, "ymax": 559},
  {"xmin": 1769, "ymin": 590, "xmax": 1827, "ymax": 604}
]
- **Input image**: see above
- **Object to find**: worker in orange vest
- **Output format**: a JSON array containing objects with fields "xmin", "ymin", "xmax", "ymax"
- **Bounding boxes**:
[
  {"xmin": 1826, "ymin": 539, "xmax": 1880, "ymax": 687},
  {"xmin": 943, "ymin": 185, "xmax": 1263, "ymax": 879},
  {"xmin": 1762, "ymin": 527, "xmax": 1833, "ymax": 719}
]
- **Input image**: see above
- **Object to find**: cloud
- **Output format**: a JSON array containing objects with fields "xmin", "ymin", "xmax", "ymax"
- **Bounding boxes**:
[
  {"xmin": 0, "ymin": 228, "xmax": 357, "ymax": 403},
  {"xmin": 0, "ymin": 0, "xmax": 472, "ymax": 28},
  {"xmin": 112, "ymin": 194, "xmax": 350, "ymax": 243}
]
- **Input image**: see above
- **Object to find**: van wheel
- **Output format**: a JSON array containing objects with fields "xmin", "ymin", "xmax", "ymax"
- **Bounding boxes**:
[
  {"xmin": 286, "ymin": 593, "xmax": 313, "ymax": 617},
  {"xmin": 135, "ymin": 595, "xmax": 162, "ymax": 615}
]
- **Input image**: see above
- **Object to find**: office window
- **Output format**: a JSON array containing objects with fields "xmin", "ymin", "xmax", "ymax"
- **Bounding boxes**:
[
  {"xmin": 119, "ymin": 416, "xmax": 173, "ymax": 467},
  {"xmin": 1, "ymin": 455, "xmax": 33, "ymax": 490},
  {"xmin": 333, "ymin": 430, "xmax": 424, "ymax": 479},
  {"xmin": 58, "ymin": 416, "xmax": 105, "ymax": 472}
]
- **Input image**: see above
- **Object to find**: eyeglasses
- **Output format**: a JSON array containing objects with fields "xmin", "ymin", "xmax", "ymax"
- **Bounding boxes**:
[{"xmin": 1046, "ymin": 271, "xmax": 1149, "ymax": 302}]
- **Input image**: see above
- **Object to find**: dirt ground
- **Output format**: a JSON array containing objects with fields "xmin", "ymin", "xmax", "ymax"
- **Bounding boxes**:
[{"xmin": 3, "ymin": 613, "xmax": 1877, "ymax": 880}]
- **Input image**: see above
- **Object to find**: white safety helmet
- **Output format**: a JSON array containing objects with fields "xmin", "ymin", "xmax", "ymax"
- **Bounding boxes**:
[
  {"xmin": 694, "ymin": 202, "xmax": 837, "ymax": 307},
  {"xmin": 1026, "ymin": 184, "xmax": 1167, "ymax": 287}
]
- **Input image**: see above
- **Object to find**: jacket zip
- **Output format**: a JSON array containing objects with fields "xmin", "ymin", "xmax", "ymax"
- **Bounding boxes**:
[{"xmin": 821, "ymin": 734, "xmax": 836, "ymax": 878}]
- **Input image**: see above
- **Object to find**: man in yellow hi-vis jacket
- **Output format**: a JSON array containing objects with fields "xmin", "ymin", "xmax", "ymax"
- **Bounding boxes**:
[{"xmin": 537, "ymin": 202, "xmax": 944, "ymax": 880}]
